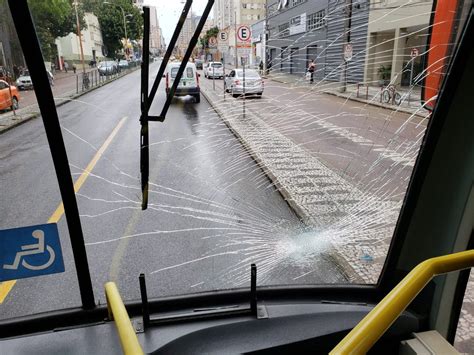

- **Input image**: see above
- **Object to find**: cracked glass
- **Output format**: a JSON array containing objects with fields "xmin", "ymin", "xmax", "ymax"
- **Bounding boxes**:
[{"xmin": 0, "ymin": 4, "xmax": 472, "ymax": 350}]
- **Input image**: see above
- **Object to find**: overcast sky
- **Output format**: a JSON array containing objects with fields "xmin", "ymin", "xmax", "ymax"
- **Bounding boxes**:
[{"xmin": 144, "ymin": 0, "xmax": 212, "ymax": 44}]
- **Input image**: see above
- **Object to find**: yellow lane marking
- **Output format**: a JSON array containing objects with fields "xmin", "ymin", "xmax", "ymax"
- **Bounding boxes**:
[
  {"xmin": 0, "ymin": 116, "xmax": 127, "ymax": 304},
  {"xmin": 0, "ymin": 281, "xmax": 16, "ymax": 303}
]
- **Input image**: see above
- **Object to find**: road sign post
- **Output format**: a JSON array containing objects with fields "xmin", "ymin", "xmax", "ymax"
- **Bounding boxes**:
[{"xmin": 408, "ymin": 48, "xmax": 419, "ymax": 103}]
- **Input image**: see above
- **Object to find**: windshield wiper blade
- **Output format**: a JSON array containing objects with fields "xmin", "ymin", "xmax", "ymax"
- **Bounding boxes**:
[{"xmin": 140, "ymin": 0, "xmax": 215, "ymax": 210}]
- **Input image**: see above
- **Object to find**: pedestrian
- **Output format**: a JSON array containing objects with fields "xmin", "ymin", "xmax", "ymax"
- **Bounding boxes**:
[
  {"xmin": 259, "ymin": 60, "xmax": 263, "ymax": 75},
  {"xmin": 64, "ymin": 61, "xmax": 69, "ymax": 73},
  {"xmin": 13, "ymin": 65, "xmax": 20, "ymax": 80},
  {"xmin": 72, "ymin": 64, "xmax": 76, "ymax": 74},
  {"xmin": 308, "ymin": 59, "xmax": 316, "ymax": 84}
]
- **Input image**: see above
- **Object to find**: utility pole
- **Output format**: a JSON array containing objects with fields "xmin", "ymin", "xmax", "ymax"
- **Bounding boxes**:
[
  {"xmin": 263, "ymin": 0, "xmax": 269, "ymax": 75},
  {"xmin": 73, "ymin": 0, "xmax": 86, "ymax": 74},
  {"xmin": 340, "ymin": 0, "xmax": 353, "ymax": 93},
  {"xmin": 234, "ymin": 10, "xmax": 238, "ymax": 68}
]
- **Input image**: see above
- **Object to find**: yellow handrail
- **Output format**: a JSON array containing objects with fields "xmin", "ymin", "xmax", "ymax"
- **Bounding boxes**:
[
  {"xmin": 330, "ymin": 249, "xmax": 474, "ymax": 355},
  {"xmin": 105, "ymin": 282, "xmax": 144, "ymax": 355}
]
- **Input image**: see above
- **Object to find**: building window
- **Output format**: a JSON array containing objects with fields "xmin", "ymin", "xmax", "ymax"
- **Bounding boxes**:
[
  {"xmin": 278, "ymin": 23, "xmax": 290, "ymax": 38},
  {"xmin": 292, "ymin": 0, "xmax": 305, "ymax": 6},
  {"xmin": 307, "ymin": 9, "xmax": 326, "ymax": 31}
]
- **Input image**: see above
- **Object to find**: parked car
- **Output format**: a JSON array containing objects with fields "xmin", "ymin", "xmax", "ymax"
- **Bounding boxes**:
[
  {"xmin": 224, "ymin": 69, "xmax": 264, "ymax": 98},
  {"xmin": 195, "ymin": 59, "xmax": 203, "ymax": 70},
  {"xmin": 0, "ymin": 79, "xmax": 20, "ymax": 111},
  {"xmin": 15, "ymin": 73, "xmax": 33, "ymax": 90},
  {"xmin": 204, "ymin": 62, "xmax": 224, "ymax": 79},
  {"xmin": 164, "ymin": 62, "xmax": 200, "ymax": 103},
  {"xmin": 98, "ymin": 61, "xmax": 117, "ymax": 76},
  {"xmin": 118, "ymin": 60, "xmax": 129, "ymax": 70}
]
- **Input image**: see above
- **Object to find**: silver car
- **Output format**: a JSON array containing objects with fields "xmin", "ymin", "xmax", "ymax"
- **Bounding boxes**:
[
  {"xmin": 204, "ymin": 62, "xmax": 224, "ymax": 79},
  {"xmin": 224, "ymin": 69, "xmax": 263, "ymax": 98}
]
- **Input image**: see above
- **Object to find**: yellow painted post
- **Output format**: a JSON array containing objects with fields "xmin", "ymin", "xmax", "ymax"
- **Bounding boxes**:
[{"xmin": 105, "ymin": 282, "xmax": 144, "ymax": 355}]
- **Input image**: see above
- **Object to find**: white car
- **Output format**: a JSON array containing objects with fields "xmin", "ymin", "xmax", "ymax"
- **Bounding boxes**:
[
  {"xmin": 164, "ymin": 62, "xmax": 200, "ymax": 103},
  {"xmin": 224, "ymin": 69, "xmax": 264, "ymax": 98},
  {"xmin": 204, "ymin": 62, "xmax": 224, "ymax": 79},
  {"xmin": 16, "ymin": 74, "xmax": 33, "ymax": 90}
]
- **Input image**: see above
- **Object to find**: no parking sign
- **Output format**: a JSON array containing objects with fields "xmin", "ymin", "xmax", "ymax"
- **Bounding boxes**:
[{"xmin": 237, "ymin": 25, "xmax": 251, "ymax": 42}]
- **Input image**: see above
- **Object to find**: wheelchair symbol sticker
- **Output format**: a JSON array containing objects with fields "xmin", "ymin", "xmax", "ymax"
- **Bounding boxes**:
[{"xmin": 0, "ymin": 223, "xmax": 65, "ymax": 282}]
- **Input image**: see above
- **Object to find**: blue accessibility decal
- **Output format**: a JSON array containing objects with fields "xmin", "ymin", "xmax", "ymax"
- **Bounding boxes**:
[{"xmin": 0, "ymin": 223, "xmax": 65, "ymax": 282}]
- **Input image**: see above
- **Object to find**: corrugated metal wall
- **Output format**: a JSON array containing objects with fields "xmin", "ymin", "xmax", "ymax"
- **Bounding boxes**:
[{"xmin": 324, "ymin": 0, "xmax": 369, "ymax": 83}]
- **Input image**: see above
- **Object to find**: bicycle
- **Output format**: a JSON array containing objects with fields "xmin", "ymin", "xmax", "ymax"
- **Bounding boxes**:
[
  {"xmin": 381, "ymin": 84, "xmax": 402, "ymax": 105},
  {"xmin": 82, "ymin": 72, "xmax": 90, "ymax": 90}
]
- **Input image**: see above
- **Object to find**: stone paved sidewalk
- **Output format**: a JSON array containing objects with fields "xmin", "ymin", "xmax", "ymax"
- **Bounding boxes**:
[{"xmin": 200, "ymin": 77, "xmax": 396, "ymax": 283}]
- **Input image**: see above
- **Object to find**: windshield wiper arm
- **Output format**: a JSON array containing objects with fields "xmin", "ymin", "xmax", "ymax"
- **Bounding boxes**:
[{"xmin": 140, "ymin": 0, "xmax": 215, "ymax": 209}]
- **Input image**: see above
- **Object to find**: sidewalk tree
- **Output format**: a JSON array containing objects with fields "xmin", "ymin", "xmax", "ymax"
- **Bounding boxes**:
[
  {"xmin": 83, "ymin": 0, "xmax": 143, "ymax": 58},
  {"xmin": 200, "ymin": 26, "xmax": 219, "ymax": 49},
  {"xmin": 27, "ymin": 0, "xmax": 86, "ymax": 62}
]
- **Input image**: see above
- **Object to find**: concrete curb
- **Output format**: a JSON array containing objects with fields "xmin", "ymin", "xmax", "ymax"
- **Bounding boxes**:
[
  {"xmin": 0, "ymin": 68, "xmax": 139, "ymax": 135},
  {"xmin": 201, "ymin": 86, "xmax": 363, "ymax": 283}
]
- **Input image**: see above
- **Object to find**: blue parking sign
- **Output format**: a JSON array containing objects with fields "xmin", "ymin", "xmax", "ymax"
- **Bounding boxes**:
[{"xmin": 0, "ymin": 223, "xmax": 65, "ymax": 282}]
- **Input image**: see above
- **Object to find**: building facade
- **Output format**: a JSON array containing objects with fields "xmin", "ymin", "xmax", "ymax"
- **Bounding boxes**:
[
  {"xmin": 176, "ymin": 13, "xmax": 193, "ymax": 57},
  {"xmin": 324, "ymin": 0, "xmax": 369, "ymax": 83},
  {"xmin": 149, "ymin": 6, "xmax": 164, "ymax": 55},
  {"xmin": 215, "ymin": 0, "xmax": 266, "ymax": 66},
  {"xmin": 251, "ymin": 20, "xmax": 265, "ymax": 66},
  {"xmin": 266, "ymin": 0, "xmax": 370, "ymax": 83},
  {"xmin": 55, "ymin": 13, "xmax": 106, "ymax": 65},
  {"xmin": 364, "ymin": 0, "xmax": 433, "ymax": 86},
  {"xmin": 266, "ymin": 0, "xmax": 329, "ymax": 79}
]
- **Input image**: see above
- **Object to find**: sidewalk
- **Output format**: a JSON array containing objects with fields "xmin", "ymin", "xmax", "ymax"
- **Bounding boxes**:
[
  {"xmin": 0, "ymin": 66, "xmax": 138, "ymax": 134},
  {"xmin": 266, "ymin": 71, "xmax": 429, "ymax": 118}
]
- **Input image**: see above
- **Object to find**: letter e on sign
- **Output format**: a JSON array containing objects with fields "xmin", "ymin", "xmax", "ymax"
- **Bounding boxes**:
[{"xmin": 237, "ymin": 26, "xmax": 251, "ymax": 42}]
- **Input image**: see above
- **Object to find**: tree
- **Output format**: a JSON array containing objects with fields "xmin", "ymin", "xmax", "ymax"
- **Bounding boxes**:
[
  {"xmin": 27, "ymin": 0, "xmax": 86, "ymax": 62},
  {"xmin": 200, "ymin": 26, "xmax": 219, "ymax": 49},
  {"xmin": 83, "ymin": 0, "xmax": 143, "ymax": 58}
]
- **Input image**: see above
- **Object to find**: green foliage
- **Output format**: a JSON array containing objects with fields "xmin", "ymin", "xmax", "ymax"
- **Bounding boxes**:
[
  {"xmin": 85, "ymin": 0, "xmax": 143, "ymax": 58},
  {"xmin": 378, "ymin": 64, "xmax": 392, "ymax": 81},
  {"xmin": 200, "ymin": 26, "xmax": 219, "ymax": 48},
  {"xmin": 28, "ymin": 0, "xmax": 86, "ymax": 61}
]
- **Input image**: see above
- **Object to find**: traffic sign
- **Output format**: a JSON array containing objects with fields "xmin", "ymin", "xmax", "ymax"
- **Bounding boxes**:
[
  {"xmin": 237, "ymin": 25, "xmax": 251, "ymax": 42},
  {"xmin": 411, "ymin": 48, "xmax": 419, "ymax": 58},
  {"xmin": 0, "ymin": 223, "xmax": 65, "ymax": 282},
  {"xmin": 209, "ymin": 36, "xmax": 217, "ymax": 48},
  {"xmin": 344, "ymin": 43, "xmax": 353, "ymax": 61},
  {"xmin": 219, "ymin": 31, "xmax": 228, "ymax": 41}
]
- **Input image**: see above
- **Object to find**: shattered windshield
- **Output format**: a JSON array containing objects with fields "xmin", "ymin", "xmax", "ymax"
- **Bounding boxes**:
[{"xmin": 0, "ymin": 2, "xmax": 472, "ymax": 347}]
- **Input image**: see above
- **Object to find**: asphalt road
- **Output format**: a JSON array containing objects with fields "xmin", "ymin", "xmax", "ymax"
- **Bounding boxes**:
[{"xmin": 0, "ymin": 62, "xmax": 348, "ymax": 320}]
